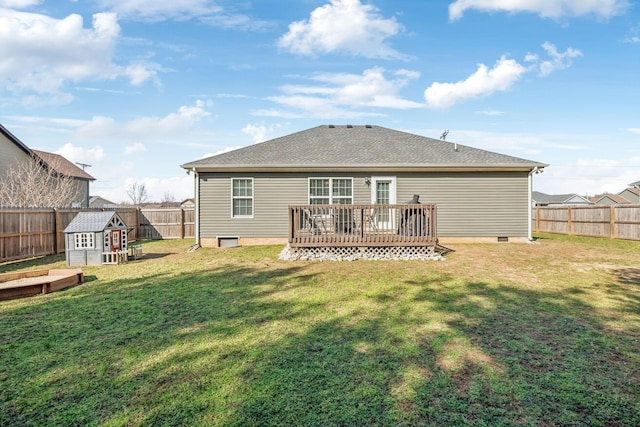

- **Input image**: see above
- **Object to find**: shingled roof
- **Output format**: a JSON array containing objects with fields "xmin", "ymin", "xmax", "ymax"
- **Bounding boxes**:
[
  {"xmin": 531, "ymin": 192, "xmax": 590, "ymax": 205},
  {"xmin": 64, "ymin": 211, "xmax": 128, "ymax": 233},
  {"xmin": 33, "ymin": 150, "xmax": 95, "ymax": 181},
  {"xmin": 1, "ymin": 123, "xmax": 94, "ymax": 180},
  {"xmin": 182, "ymin": 125, "xmax": 547, "ymax": 172}
]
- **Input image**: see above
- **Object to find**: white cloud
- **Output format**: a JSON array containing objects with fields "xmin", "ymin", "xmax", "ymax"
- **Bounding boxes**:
[
  {"xmin": 628, "ymin": 128, "xmax": 640, "ymax": 135},
  {"xmin": 98, "ymin": 0, "xmax": 270, "ymax": 29},
  {"xmin": 242, "ymin": 124, "xmax": 268, "ymax": 143},
  {"xmin": 124, "ymin": 142, "xmax": 147, "ymax": 154},
  {"xmin": 137, "ymin": 175, "xmax": 193, "ymax": 202},
  {"xmin": 278, "ymin": 0, "xmax": 407, "ymax": 59},
  {"xmin": 4, "ymin": 115, "xmax": 86, "ymax": 128},
  {"xmin": 76, "ymin": 100, "xmax": 211, "ymax": 141},
  {"xmin": 216, "ymin": 93, "xmax": 249, "ymax": 99},
  {"xmin": 123, "ymin": 63, "xmax": 159, "ymax": 86},
  {"xmin": 424, "ymin": 57, "xmax": 526, "ymax": 109},
  {"xmin": 241, "ymin": 123, "xmax": 287, "ymax": 143},
  {"xmin": 0, "ymin": 0, "xmax": 41, "ymax": 7},
  {"xmin": 448, "ymin": 0, "xmax": 629, "ymax": 21},
  {"xmin": 537, "ymin": 42, "xmax": 582, "ymax": 75},
  {"xmin": 0, "ymin": 9, "xmax": 157, "ymax": 96},
  {"xmin": 624, "ymin": 25, "xmax": 640, "ymax": 43},
  {"xmin": 102, "ymin": 175, "xmax": 193, "ymax": 203},
  {"xmin": 434, "ymin": 128, "xmax": 587, "ymax": 157},
  {"xmin": 424, "ymin": 43, "xmax": 581, "ymax": 109},
  {"xmin": 97, "ymin": 0, "xmax": 217, "ymax": 21},
  {"xmin": 199, "ymin": 11, "xmax": 273, "ymax": 31},
  {"xmin": 55, "ymin": 142, "xmax": 105, "ymax": 164},
  {"xmin": 260, "ymin": 67, "xmax": 423, "ymax": 118},
  {"xmin": 20, "ymin": 93, "xmax": 76, "ymax": 107},
  {"xmin": 535, "ymin": 157, "xmax": 640, "ymax": 195}
]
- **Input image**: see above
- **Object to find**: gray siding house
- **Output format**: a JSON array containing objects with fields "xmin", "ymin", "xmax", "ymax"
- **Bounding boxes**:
[
  {"xmin": 590, "ymin": 193, "xmax": 631, "ymax": 206},
  {"xmin": 181, "ymin": 125, "xmax": 548, "ymax": 247},
  {"xmin": 619, "ymin": 185, "xmax": 640, "ymax": 204},
  {"xmin": 0, "ymin": 123, "xmax": 94, "ymax": 208},
  {"xmin": 531, "ymin": 192, "xmax": 591, "ymax": 206},
  {"xmin": 89, "ymin": 196, "xmax": 118, "ymax": 209}
]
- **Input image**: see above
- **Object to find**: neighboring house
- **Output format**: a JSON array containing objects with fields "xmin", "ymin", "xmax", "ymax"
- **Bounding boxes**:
[
  {"xmin": 181, "ymin": 125, "xmax": 548, "ymax": 246},
  {"xmin": 180, "ymin": 198, "xmax": 195, "ymax": 208},
  {"xmin": 531, "ymin": 191, "xmax": 591, "ymax": 206},
  {"xmin": 619, "ymin": 185, "xmax": 640, "ymax": 204},
  {"xmin": 64, "ymin": 211, "xmax": 130, "ymax": 266},
  {"xmin": 89, "ymin": 196, "xmax": 118, "ymax": 209},
  {"xmin": 0, "ymin": 123, "xmax": 94, "ymax": 207},
  {"xmin": 589, "ymin": 193, "xmax": 631, "ymax": 206}
]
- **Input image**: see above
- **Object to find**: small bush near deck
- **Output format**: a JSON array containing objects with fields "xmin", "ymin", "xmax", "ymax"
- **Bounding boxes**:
[{"xmin": 1, "ymin": 234, "xmax": 639, "ymax": 426}]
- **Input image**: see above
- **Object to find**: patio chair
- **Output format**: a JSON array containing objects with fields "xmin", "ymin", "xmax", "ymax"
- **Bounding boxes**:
[
  {"xmin": 362, "ymin": 207, "xmax": 378, "ymax": 232},
  {"xmin": 301, "ymin": 208, "xmax": 327, "ymax": 233}
]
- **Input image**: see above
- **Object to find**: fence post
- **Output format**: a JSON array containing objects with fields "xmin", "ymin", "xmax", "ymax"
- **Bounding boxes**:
[
  {"xmin": 610, "ymin": 205, "xmax": 616, "ymax": 239},
  {"xmin": 567, "ymin": 206, "xmax": 572, "ymax": 235},
  {"xmin": 54, "ymin": 208, "xmax": 61, "ymax": 254},
  {"xmin": 180, "ymin": 208, "xmax": 185, "ymax": 239}
]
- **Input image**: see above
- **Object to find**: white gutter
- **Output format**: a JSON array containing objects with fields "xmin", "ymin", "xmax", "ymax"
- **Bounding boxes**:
[{"xmin": 185, "ymin": 164, "xmax": 546, "ymax": 173}]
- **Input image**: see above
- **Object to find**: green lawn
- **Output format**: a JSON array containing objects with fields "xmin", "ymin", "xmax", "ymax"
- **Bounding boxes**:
[{"xmin": 1, "ymin": 234, "xmax": 639, "ymax": 426}]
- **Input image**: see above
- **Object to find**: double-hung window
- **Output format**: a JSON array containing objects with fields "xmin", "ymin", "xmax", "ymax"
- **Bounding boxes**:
[
  {"xmin": 309, "ymin": 178, "xmax": 353, "ymax": 205},
  {"xmin": 74, "ymin": 233, "xmax": 94, "ymax": 249},
  {"xmin": 232, "ymin": 178, "xmax": 253, "ymax": 217}
]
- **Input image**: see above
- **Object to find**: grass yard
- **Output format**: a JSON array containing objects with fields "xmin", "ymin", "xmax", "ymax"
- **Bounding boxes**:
[{"xmin": 1, "ymin": 234, "xmax": 639, "ymax": 426}]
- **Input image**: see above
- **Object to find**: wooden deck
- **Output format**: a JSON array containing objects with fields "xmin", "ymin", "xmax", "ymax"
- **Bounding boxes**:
[{"xmin": 288, "ymin": 204, "xmax": 437, "ymax": 247}]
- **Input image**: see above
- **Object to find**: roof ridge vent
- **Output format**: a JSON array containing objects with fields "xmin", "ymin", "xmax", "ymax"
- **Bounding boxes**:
[
  {"xmin": 328, "ymin": 124, "xmax": 335, "ymax": 128},
  {"xmin": 365, "ymin": 124, "xmax": 372, "ymax": 128},
  {"xmin": 346, "ymin": 124, "xmax": 353, "ymax": 128}
]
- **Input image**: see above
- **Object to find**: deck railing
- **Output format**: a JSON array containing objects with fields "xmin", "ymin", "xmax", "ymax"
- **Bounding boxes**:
[{"xmin": 288, "ymin": 204, "xmax": 437, "ymax": 247}]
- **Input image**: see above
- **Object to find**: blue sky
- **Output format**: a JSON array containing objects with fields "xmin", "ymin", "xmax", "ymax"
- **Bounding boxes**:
[{"xmin": 1, "ymin": 0, "xmax": 639, "ymax": 203}]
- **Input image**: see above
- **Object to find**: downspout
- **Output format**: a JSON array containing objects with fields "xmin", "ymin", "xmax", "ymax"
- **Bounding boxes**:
[
  {"xmin": 528, "ymin": 167, "xmax": 538, "ymax": 241},
  {"xmin": 193, "ymin": 168, "xmax": 200, "ymax": 246}
]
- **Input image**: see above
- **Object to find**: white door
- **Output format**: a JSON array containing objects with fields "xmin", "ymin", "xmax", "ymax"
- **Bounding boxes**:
[{"xmin": 371, "ymin": 177, "xmax": 396, "ymax": 230}]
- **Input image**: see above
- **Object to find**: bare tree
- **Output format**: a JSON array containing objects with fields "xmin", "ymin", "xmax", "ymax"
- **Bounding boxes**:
[
  {"xmin": 126, "ymin": 182, "xmax": 149, "ymax": 206},
  {"xmin": 160, "ymin": 192, "xmax": 176, "ymax": 207},
  {"xmin": 0, "ymin": 154, "xmax": 78, "ymax": 208}
]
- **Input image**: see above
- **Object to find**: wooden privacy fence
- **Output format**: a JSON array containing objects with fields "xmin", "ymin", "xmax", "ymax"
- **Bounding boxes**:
[
  {"xmin": 0, "ymin": 207, "xmax": 195, "ymax": 263},
  {"xmin": 139, "ymin": 208, "xmax": 195, "ymax": 240},
  {"xmin": 532, "ymin": 205, "xmax": 640, "ymax": 241}
]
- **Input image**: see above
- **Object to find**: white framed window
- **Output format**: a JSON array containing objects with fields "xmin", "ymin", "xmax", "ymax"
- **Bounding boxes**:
[
  {"xmin": 308, "ymin": 178, "xmax": 353, "ymax": 205},
  {"xmin": 74, "ymin": 232, "xmax": 94, "ymax": 249},
  {"xmin": 232, "ymin": 178, "xmax": 253, "ymax": 218}
]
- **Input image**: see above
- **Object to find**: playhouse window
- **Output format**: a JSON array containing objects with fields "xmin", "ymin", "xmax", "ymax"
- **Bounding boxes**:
[{"xmin": 74, "ymin": 233, "xmax": 94, "ymax": 249}]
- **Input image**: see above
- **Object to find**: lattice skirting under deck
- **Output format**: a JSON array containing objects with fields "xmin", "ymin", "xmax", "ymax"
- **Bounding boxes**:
[{"xmin": 279, "ymin": 244, "xmax": 444, "ymax": 261}]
